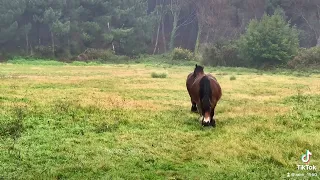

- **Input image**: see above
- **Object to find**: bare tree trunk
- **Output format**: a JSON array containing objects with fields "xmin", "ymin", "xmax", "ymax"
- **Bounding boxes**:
[
  {"xmin": 153, "ymin": 17, "xmax": 161, "ymax": 54},
  {"xmin": 30, "ymin": 44, "xmax": 34, "ymax": 56},
  {"xmin": 68, "ymin": 36, "xmax": 70, "ymax": 53},
  {"xmin": 205, "ymin": 29, "xmax": 210, "ymax": 44},
  {"xmin": 51, "ymin": 32, "xmax": 55, "ymax": 57},
  {"xmin": 161, "ymin": 17, "xmax": 167, "ymax": 53},
  {"xmin": 169, "ymin": 12, "xmax": 178, "ymax": 51},
  {"xmin": 25, "ymin": 33, "xmax": 29, "ymax": 55},
  {"xmin": 38, "ymin": 24, "xmax": 41, "ymax": 45},
  {"xmin": 107, "ymin": 22, "xmax": 115, "ymax": 52},
  {"xmin": 169, "ymin": 0, "xmax": 181, "ymax": 51},
  {"xmin": 194, "ymin": 23, "xmax": 202, "ymax": 55},
  {"xmin": 301, "ymin": 13, "xmax": 318, "ymax": 46}
]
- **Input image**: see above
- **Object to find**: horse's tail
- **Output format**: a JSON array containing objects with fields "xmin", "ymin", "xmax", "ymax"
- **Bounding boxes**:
[{"xmin": 199, "ymin": 76, "xmax": 212, "ymax": 111}]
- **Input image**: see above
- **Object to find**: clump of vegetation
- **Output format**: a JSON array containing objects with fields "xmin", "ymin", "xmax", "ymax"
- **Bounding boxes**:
[
  {"xmin": 237, "ymin": 9, "xmax": 299, "ymax": 67},
  {"xmin": 70, "ymin": 61, "xmax": 101, "ymax": 66},
  {"xmin": 0, "ymin": 106, "xmax": 26, "ymax": 160},
  {"xmin": 34, "ymin": 45, "xmax": 54, "ymax": 58},
  {"xmin": 0, "ymin": 112, "xmax": 24, "ymax": 140},
  {"xmin": 172, "ymin": 47, "xmax": 193, "ymax": 61},
  {"xmin": 202, "ymin": 46, "xmax": 220, "ymax": 66},
  {"xmin": 230, "ymin": 75, "xmax": 236, "ymax": 80},
  {"xmin": 287, "ymin": 47, "xmax": 320, "ymax": 69},
  {"xmin": 7, "ymin": 57, "xmax": 65, "ymax": 66},
  {"xmin": 202, "ymin": 42, "xmax": 243, "ymax": 67},
  {"xmin": 76, "ymin": 48, "xmax": 117, "ymax": 62},
  {"xmin": 151, "ymin": 72, "xmax": 167, "ymax": 78}
]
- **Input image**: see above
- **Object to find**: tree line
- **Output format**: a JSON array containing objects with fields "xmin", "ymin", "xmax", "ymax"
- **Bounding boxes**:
[
  {"xmin": 0, "ymin": 0, "xmax": 319, "ymax": 67},
  {"xmin": 0, "ymin": 0, "xmax": 154, "ymax": 59}
]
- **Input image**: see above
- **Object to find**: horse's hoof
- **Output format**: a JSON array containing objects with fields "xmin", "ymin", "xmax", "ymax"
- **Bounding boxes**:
[
  {"xmin": 201, "ymin": 121, "xmax": 211, "ymax": 127},
  {"xmin": 191, "ymin": 106, "xmax": 197, "ymax": 113},
  {"xmin": 202, "ymin": 120, "xmax": 216, "ymax": 127},
  {"xmin": 191, "ymin": 109, "xmax": 198, "ymax": 113}
]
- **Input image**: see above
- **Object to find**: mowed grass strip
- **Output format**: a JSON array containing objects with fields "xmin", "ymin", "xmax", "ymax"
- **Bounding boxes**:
[{"xmin": 0, "ymin": 62, "xmax": 319, "ymax": 179}]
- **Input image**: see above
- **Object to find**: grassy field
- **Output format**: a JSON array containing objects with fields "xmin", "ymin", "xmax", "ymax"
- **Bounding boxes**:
[{"xmin": 0, "ymin": 59, "xmax": 319, "ymax": 179}]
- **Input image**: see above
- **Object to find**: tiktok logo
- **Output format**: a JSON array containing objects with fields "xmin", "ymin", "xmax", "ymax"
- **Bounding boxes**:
[
  {"xmin": 296, "ymin": 150, "xmax": 317, "ymax": 172},
  {"xmin": 301, "ymin": 150, "xmax": 312, "ymax": 164}
]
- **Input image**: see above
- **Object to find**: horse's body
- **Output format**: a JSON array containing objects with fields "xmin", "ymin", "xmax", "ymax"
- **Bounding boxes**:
[{"xmin": 186, "ymin": 65, "xmax": 222, "ymax": 126}]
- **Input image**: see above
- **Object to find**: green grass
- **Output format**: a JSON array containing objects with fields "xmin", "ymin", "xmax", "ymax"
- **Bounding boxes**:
[{"xmin": 0, "ymin": 59, "xmax": 319, "ymax": 179}]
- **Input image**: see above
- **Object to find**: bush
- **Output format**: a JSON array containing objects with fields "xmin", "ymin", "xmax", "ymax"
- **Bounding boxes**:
[
  {"xmin": 0, "ymin": 52, "xmax": 8, "ymax": 61},
  {"xmin": 202, "ymin": 42, "xmax": 244, "ymax": 67},
  {"xmin": 56, "ymin": 47, "xmax": 72, "ymax": 61},
  {"xmin": 151, "ymin": 72, "xmax": 167, "ymax": 78},
  {"xmin": 76, "ymin": 48, "xmax": 117, "ymax": 62},
  {"xmin": 238, "ymin": 8, "xmax": 299, "ymax": 67},
  {"xmin": 34, "ymin": 45, "xmax": 53, "ymax": 58},
  {"xmin": 230, "ymin": 76, "xmax": 236, "ymax": 80},
  {"xmin": 202, "ymin": 45, "xmax": 221, "ymax": 66},
  {"xmin": 172, "ymin": 47, "xmax": 193, "ymax": 61},
  {"xmin": 287, "ymin": 47, "xmax": 320, "ymax": 69}
]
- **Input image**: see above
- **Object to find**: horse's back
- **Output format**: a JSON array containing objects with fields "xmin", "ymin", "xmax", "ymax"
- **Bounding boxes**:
[
  {"xmin": 189, "ymin": 74, "xmax": 221, "ymax": 103},
  {"xmin": 186, "ymin": 70, "xmax": 222, "ymax": 104},
  {"xmin": 207, "ymin": 74, "xmax": 222, "ymax": 101}
]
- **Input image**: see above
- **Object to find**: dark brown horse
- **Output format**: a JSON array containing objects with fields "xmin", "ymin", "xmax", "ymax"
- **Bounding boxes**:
[{"xmin": 186, "ymin": 65, "xmax": 222, "ymax": 127}]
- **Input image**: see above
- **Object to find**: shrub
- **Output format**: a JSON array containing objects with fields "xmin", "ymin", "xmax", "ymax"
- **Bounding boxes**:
[
  {"xmin": 287, "ymin": 47, "xmax": 320, "ymax": 69},
  {"xmin": 0, "ymin": 52, "xmax": 6, "ymax": 62},
  {"xmin": 76, "ymin": 48, "xmax": 117, "ymax": 62},
  {"xmin": 202, "ymin": 45, "xmax": 222, "ymax": 66},
  {"xmin": 151, "ymin": 72, "xmax": 167, "ymax": 78},
  {"xmin": 56, "ymin": 47, "xmax": 72, "ymax": 61},
  {"xmin": 172, "ymin": 47, "xmax": 193, "ymax": 61},
  {"xmin": 237, "ymin": 8, "xmax": 299, "ymax": 67},
  {"xmin": 230, "ymin": 76, "xmax": 236, "ymax": 80},
  {"xmin": 221, "ymin": 44, "xmax": 241, "ymax": 66},
  {"xmin": 202, "ymin": 42, "xmax": 244, "ymax": 67},
  {"xmin": 34, "ymin": 45, "xmax": 53, "ymax": 58}
]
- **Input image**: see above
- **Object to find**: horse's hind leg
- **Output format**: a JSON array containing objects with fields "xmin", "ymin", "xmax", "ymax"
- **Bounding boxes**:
[{"xmin": 191, "ymin": 102, "xmax": 197, "ymax": 113}]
